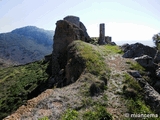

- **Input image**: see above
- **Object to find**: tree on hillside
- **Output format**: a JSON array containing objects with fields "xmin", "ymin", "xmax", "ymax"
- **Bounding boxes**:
[{"xmin": 152, "ymin": 33, "xmax": 160, "ymax": 49}]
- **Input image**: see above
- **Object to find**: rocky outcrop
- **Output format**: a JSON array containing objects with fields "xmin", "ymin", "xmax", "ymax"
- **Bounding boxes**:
[
  {"xmin": 126, "ymin": 74, "xmax": 160, "ymax": 114},
  {"xmin": 122, "ymin": 43, "xmax": 160, "ymax": 81},
  {"xmin": 53, "ymin": 20, "xmax": 89, "ymax": 56},
  {"xmin": 128, "ymin": 70, "xmax": 142, "ymax": 78},
  {"xmin": 134, "ymin": 55, "xmax": 155, "ymax": 68},
  {"xmin": 122, "ymin": 42, "xmax": 160, "ymax": 63},
  {"xmin": 63, "ymin": 15, "xmax": 90, "ymax": 42},
  {"xmin": 122, "ymin": 43, "xmax": 156, "ymax": 58},
  {"xmin": 122, "ymin": 42, "xmax": 160, "ymax": 114},
  {"xmin": 52, "ymin": 16, "xmax": 91, "ymax": 86},
  {"xmin": 139, "ymin": 79, "xmax": 160, "ymax": 113}
]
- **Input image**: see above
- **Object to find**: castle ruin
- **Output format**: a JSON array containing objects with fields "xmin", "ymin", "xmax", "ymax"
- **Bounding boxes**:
[
  {"xmin": 63, "ymin": 16, "xmax": 80, "ymax": 27},
  {"xmin": 98, "ymin": 23, "xmax": 105, "ymax": 45},
  {"xmin": 98, "ymin": 23, "xmax": 114, "ymax": 45}
]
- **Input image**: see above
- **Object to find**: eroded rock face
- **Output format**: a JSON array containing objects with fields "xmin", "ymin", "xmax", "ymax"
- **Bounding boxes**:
[
  {"xmin": 64, "ymin": 42, "xmax": 85, "ymax": 85},
  {"xmin": 134, "ymin": 78, "xmax": 160, "ymax": 114},
  {"xmin": 52, "ymin": 16, "xmax": 91, "ymax": 86},
  {"xmin": 53, "ymin": 20, "xmax": 85, "ymax": 56},
  {"xmin": 143, "ymin": 82, "xmax": 160, "ymax": 113}
]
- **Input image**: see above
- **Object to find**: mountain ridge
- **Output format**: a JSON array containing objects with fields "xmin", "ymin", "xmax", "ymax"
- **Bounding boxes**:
[
  {"xmin": 0, "ymin": 26, "xmax": 54, "ymax": 67},
  {"xmin": 11, "ymin": 26, "xmax": 54, "ymax": 46}
]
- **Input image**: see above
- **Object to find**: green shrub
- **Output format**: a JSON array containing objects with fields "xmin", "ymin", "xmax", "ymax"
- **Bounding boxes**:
[
  {"xmin": 38, "ymin": 116, "xmax": 49, "ymax": 120},
  {"xmin": 61, "ymin": 109, "xmax": 78, "ymax": 120},
  {"xmin": 83, "ymin": 104, "xmax": 112, "ymax": 120}
]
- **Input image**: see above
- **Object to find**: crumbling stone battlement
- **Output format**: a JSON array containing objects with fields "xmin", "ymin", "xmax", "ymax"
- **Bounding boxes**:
[{"xmin": 64, "ymin": 16, "xmax": 80, "ymax": 27}]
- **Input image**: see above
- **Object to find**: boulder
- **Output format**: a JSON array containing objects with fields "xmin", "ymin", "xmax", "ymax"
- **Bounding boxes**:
[
  {"xmin": 121, "ymin": 43, "xmax": 129, "ymax": 52},
  {"xmin": 110, "ymin": 42, "xmax": 116, "ymax": 45},
  {"xmin": 134, "ymin": 55, "xmax": 155, "ymax": 68},
  {"xmin": 143, "ymin": 82, "xmax": 160, "ymax": 113},
  {"xmin": 137, "ymin": 78, "xmax": 160, "ymax": 113},
  {"xmin": 128, "ymin": 70, "xmax": 142, "ymax": 78},
  {"xmin": 122, "ymin": 43, "xmax": 156, "ymax": 58}
]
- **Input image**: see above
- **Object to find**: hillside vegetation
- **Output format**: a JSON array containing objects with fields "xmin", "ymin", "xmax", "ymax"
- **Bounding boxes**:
[
  {"xmin": 0, "ymin": 60, "xmax": 50, "ymax": 119},
  {"xmin": 2, "ymin": 40, "xmax": 158, "ymax": 120}
]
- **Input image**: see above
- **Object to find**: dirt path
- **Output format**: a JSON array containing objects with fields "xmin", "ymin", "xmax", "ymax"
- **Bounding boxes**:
[{"xmin": 105, "ymin": 54, "xmax": 129, "ymax": 120}]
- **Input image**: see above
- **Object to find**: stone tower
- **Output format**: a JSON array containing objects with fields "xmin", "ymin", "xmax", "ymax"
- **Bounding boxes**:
[
  {"xmin": 63, "ymin": 16, "xmax": 80, "ymax": 27},
  {"xmin": 98, "ymin": 23, "xmax": 106, "ymax": 45},
  {"xmin": 63, "ymin": 15, "xmax": 91, "ymax": 42}
]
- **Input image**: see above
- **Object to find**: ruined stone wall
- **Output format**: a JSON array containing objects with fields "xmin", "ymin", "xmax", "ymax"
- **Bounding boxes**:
[
  {"xmin": 105, "ymin": 36, "xmax": 112, "ymax": 43},
  {"xmin": 64, "ymin": 16, "xmax": 80, "ymax": 27},
  {"xmin": 64, "ymin": 15, "xmax": 90, "ymax": 42}
]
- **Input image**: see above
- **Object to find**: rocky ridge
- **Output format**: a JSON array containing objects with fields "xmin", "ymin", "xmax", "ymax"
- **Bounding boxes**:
[{"xmin": 3, "ymin": 16, "xmax": 160, "ymax": 120}]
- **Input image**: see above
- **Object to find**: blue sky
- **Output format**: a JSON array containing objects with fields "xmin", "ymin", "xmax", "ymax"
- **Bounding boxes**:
[{"xmin": 0, "ymin": 0, "xmax": 160, "ymax": 44}]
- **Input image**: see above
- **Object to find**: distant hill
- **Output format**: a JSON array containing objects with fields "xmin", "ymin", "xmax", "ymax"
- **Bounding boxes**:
[
  {"xmin": 0, "ymin": 26, "xmax": 54, "ymax": 66},
  {"xmin": 11, "ymin": 26, "xmax": 53, "ymax": 46}
]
